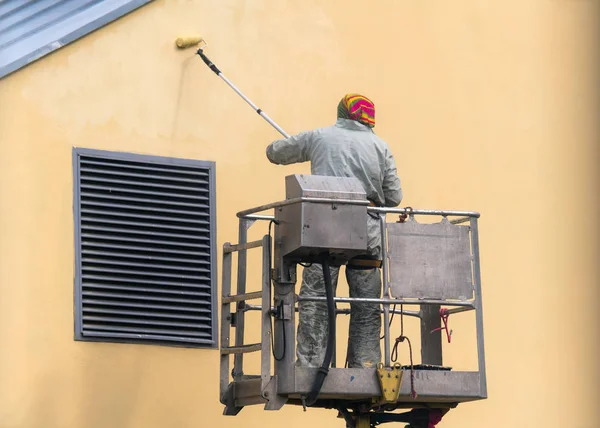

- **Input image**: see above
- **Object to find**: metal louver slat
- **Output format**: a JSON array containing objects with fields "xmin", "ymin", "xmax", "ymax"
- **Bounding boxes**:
[
  {"xmin": 82, "ymin": 216, "xmax": 210, "ymax": 233},
  {"xmin": 81, "ymin": 207, "xmax": 210, "ymax": 224},
  {"xmin": 81, "ymin": 265, "xmax": 210, "ymax": 281},
  {"xmin": 81, "ymin": 331, "xmax": 213, "ymax": 344},
  {"xmin": 74, "ymin": 149, "xmax": 217, "ymax": 347},
  {"xmin": 82, "ymin": 315, "xmax": 208, "ymax": 329},
  {"xmin": 81, "ymin": 274, "xmax": 210, "ymax": 289},
  {"xmin": 81, "ymin": 175, "xmax": 207, "ymax": 193},
  {"xmin": 79, "ymin": 166, "xmax": 209, "ymax": 184},
  {"xmin": 81, "ymin": 233, "xmax": 211, "ymax": 249},
  {"xmin": 82, "ymin": 324, "xmax": 213, "ymax": 338},
  {"xmin": 80, "ymin": 158, "xmax": 209, "ymax": 176},
  {"xmin": 81, "ymin": 241, "xmax": 210, "ymax": 257},
  {"xmin": 83, "ymin": 307, "xmax": 212, "ymax": 321},
  {"xmin": 81, "ymin": 225, "xmax": 210, "ymax": 241},
  {"xmin": 80, "ymin": 183, "xmax": 209, "ymax": 201},
  {"xmin": 81, "ymin": 199, "xmax": 210, "ymax": 216},
  {"xmin": 81, "ymin": 249, "xmax": 210, "ymax": 265},
  {"xmin": 81, "ymin": 257, "xmax": 211, "ymax": 273},
  {"xmin": 80, "ymin": 191, "xmax": 210, "ymax": 208},
  {"xmin": 82, "ymin": 283, "xmax": 211, "ymax": 297},
  {"xmin": 82, "ymin": 298, "xmax": 212, "ymax": 313},
  {"xmin": 82, "ymin": 290, "xmax": 210, "ymax": 304},
  {"xmin": 82, "ymin": 224, "xmax": 210, "ymax": 241}
]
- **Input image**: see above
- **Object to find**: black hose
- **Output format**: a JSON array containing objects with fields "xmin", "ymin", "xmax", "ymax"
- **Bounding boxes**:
[
  {"xmin": 305, "ymin": 253, "xmax": 335, "ymax": 406},
  {"xmin": 268, "ymin": 220, "xmax": 285, "ymax": 361}
]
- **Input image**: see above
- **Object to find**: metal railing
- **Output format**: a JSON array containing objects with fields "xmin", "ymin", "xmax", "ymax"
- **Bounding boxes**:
[{"xmin": 220, "ymin": 198, "xmax": 487, "ymax": 407}]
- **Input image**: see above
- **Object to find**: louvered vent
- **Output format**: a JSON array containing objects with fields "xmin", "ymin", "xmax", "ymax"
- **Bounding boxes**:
[{"xmin": 74, "ymin": 149, "xmax": 217, "ymax": 347}]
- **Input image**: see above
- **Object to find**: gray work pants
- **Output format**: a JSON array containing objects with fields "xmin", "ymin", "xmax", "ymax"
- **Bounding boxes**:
[{"xmin": 295, "ymin": 263, "xmax": 382, "ymax": 368}]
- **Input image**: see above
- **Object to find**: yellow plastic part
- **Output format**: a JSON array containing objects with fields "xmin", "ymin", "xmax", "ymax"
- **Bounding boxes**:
[
  {"xmin": 376, "ymin": 362, "xmax": 404, "ymax": 403},
  {"xmin": 175, "ymin": 36, "xmax": 205, "ymax": 49}
]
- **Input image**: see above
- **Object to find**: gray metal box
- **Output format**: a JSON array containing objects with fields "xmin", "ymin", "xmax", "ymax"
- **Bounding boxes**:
[{"xmin": 276, "ymin": 175, "xmax": 368, "ymax": 263}]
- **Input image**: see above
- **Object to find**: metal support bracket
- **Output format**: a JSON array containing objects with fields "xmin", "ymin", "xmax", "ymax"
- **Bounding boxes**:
[
  {"xmin": 274, "ymin": 302, "xmax": 293, "ymax": 321},
  {"xmin": 375, "ymin": 363, "xmax": 404, "ymax": 404},
  {"xmin": 262, "ymin": 376, "xmax": 288, "ymax": 411},
  {"xmin": 274, "ymin": 259, "xmax": 297, "ymax": 284},
  {"xmin": 222, "ymin": 383, "xmax": 243, "ymax": 416}
]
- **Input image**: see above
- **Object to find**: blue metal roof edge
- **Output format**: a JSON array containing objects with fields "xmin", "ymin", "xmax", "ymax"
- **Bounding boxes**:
[{"xmin": 0, "ymin": 0, "xmax": 154, "ymax": 80}]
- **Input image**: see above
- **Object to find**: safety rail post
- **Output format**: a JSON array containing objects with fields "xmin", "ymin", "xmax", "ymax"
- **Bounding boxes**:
[
  {"xmin": 220, "ymin": 243, "xmax": 233, "ymax": 402},
  {"xmin": 380, "ymin": 214, "xmax": 391, "ymax": 367},
  {"xmin": 233, "ymin": 218, "xmax": 249, "ymax": 380},
  {"xmin": 261, "ymin": 234, "xmax": 272, "ymax": 393},
  {"xmin": 470, "ymin": 217, "xmax": 488, "ymax": 398}
]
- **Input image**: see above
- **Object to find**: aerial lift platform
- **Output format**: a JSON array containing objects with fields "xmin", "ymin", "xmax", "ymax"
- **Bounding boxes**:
[{"xmin": 219, "ymin": 174, "xmax": 487, "ymax": 428}]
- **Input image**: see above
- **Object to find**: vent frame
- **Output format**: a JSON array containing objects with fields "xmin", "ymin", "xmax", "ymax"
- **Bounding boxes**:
[{"xmin": 73, "ymin": 148, "xmax": 217, "ymax": 348}]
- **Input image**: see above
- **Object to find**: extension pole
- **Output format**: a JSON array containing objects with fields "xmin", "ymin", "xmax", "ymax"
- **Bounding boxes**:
[
  {"xmin": 196, "ymin": 48, "xmax": 290, "ymax": 138},
  {"xmin": 175, "ymin": 37, "xmax": 289, "ymax": 137}
]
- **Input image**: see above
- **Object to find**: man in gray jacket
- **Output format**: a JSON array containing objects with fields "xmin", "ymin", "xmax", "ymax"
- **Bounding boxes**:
[{"xmin": 266, "ymin": 94, "xmax": 402, "ymax": 368}]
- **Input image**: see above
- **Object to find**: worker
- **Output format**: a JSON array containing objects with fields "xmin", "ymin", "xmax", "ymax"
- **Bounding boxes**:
[{"xmin": 265, "ymin": 94, "xmax": 403, "ymax": 368}]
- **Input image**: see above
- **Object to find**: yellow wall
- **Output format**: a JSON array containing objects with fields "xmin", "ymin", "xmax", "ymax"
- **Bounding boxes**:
[{"xmin": 0, "ymin": 1, "xmax": 598, "ymax": 427}]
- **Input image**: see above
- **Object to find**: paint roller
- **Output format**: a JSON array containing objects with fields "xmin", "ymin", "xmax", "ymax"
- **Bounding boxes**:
[{"xmin": 175, "ymin": 36, "xmax": 290, "ymax": 138}]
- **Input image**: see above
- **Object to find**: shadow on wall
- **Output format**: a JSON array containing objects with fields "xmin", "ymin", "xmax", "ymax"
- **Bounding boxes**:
[{"xmin": 170, "ymin": 55, "xmax": 199, "ymax": 141}]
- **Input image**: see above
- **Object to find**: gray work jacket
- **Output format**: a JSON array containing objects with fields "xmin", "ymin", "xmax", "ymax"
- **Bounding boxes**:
[{"xmin": 266, "ymin": 118, "xmax": 403, "ymax": 259}]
